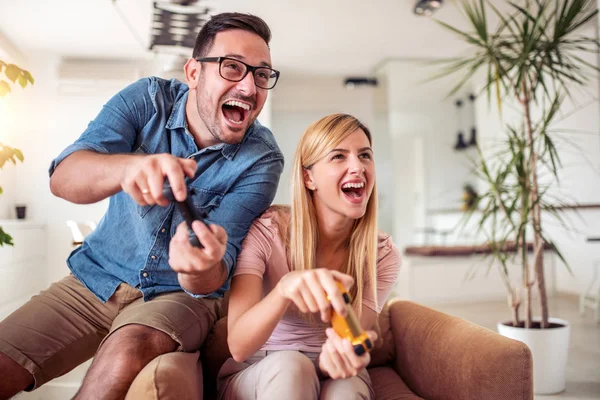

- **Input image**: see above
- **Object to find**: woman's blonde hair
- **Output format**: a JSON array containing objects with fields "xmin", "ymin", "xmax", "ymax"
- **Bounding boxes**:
[{"xmin": 287, "ymin": 113, "xmax": 378, "ymax": 313}]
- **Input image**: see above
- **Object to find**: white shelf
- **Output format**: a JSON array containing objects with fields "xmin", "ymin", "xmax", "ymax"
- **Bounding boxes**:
[{"xmin": 0, "ymin": 219, "xmax": 46, "ymax": 229}]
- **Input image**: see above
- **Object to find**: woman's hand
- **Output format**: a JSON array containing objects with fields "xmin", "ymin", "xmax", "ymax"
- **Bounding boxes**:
[
  {"xmin": 277, "ymin": 269, "xmax": 354, "ymax": 322},
  {"xmin": 318, "ymin": 328, "xmax": 377, "ymax": 379}
]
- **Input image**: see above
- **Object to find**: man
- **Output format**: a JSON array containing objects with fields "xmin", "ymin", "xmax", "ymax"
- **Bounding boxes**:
[{"xmin": 0, "ymin": 12, "xmax": 283, "ymax": 400}]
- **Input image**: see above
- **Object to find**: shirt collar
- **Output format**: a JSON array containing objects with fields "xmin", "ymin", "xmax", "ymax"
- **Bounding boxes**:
[
  {"xmin": 165, "ymin": 90, "xmax": 188, "ymax": 130},
  {"xmin": 221, "ymin": 123, "xmax": 255, "ymax": 160}
]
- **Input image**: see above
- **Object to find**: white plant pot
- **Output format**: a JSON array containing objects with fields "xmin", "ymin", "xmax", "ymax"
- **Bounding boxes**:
[{"xmin": 497, "ymin": 318, "xmax": 570, "ymax": 395}]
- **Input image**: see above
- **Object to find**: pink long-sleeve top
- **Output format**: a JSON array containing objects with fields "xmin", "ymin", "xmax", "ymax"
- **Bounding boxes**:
[{"xmin": 233, "ymin": 207, "xmax": 401, "ymax": 353}]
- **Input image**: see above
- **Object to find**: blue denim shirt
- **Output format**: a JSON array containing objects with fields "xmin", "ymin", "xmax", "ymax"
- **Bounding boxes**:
[{"xmin": 49, "ymin": 77, "xmax": 283, "ymax": 302}]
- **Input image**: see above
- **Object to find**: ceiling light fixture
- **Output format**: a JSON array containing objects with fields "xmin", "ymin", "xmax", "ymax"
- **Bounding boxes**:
[
  {"xmin": 414, "ymin": 0, "xmax": 443, "ymax": 16},
  {"xmin": 150, "ymin": 1, "xmax": 212, "ymax": 54}
]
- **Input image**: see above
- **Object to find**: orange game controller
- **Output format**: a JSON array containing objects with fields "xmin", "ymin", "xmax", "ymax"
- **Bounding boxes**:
[{"xmin": 330, "ymin": 281, "xmax": 373, "ymax": 356}]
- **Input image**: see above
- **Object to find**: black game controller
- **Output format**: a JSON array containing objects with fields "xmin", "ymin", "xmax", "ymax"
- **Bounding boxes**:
[{"xmin": 162, "ymin": 181, "xmax": 207, "ymax": 248}]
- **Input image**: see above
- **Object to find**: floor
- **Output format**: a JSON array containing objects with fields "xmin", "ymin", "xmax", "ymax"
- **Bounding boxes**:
[{"xmin": 433, "ymin": 294, "xmax": 600, "ymax": 400}]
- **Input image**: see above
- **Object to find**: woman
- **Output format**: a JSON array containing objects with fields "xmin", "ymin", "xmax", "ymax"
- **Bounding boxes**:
[{"xmin": 218, "ymin": 114, "xmax": 400, "ymax": 400}]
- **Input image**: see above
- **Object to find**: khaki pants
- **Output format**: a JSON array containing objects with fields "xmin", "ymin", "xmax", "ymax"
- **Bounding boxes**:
[
  {"xmin": 217, "ymin": 350, "xmax": 374, "ymax": 400},
  {"xmin": 0, "ymin": 274, "xmax": 221, "ymax": 390}
]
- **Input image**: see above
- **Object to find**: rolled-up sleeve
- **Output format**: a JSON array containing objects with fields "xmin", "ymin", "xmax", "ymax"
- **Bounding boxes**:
[{"xmin": 48, "ymin": 78, "xmax": 153, "ymax": 176}]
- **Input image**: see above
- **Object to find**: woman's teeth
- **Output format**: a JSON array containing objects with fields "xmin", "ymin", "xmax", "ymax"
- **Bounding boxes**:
[{"xmin": 342, "ymin": 182, "xmax": 365, "ymax": 189}]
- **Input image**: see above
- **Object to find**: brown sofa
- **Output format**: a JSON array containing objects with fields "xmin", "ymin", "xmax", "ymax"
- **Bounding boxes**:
[{"xmin": 126, "ymin": 299, "xmax": 533, "ymax": 400}]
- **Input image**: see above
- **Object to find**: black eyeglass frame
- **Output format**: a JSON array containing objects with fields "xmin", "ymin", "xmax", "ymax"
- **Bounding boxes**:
[{"xmin": 196, "ymin": 56, "xmax": 280, "ymax": 90}]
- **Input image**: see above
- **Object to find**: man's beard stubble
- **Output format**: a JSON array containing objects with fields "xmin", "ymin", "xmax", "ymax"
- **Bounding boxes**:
[{"xmin": 195, "ymin": 75, "xmax": 259, "ymax": 145}]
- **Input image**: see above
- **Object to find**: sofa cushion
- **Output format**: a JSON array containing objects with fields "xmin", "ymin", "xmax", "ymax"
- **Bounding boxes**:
[
  {"xmin": 369, "ymin": 366, "xmax": 424, "ymax": 400},
  {"xmin": 125, "ymin": 351, "xmax": 202, "ymax": 400},
  {"xmin": 201, "ymin": 317, "xmax": 231, "ymax": 398},
  {"xmin": 369, "ymin": 302, "xmax": 395, "ymax": 367}
]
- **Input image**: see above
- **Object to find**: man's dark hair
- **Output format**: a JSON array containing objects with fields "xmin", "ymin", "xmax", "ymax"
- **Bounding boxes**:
[{"xmin": 192, "ymin": 13, "xmax": 271, "ymax": 59}]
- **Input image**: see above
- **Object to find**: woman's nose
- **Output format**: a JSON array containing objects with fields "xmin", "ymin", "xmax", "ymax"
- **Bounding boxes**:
[{"xmin": 348, "ymin": 158, "xmax": 365, "ymax": 175}]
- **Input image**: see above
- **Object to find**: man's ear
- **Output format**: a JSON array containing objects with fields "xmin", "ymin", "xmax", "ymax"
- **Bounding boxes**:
[
  {"xmin": 303, "ymin": 168, "xmax": 316, "ymax": 191},
  {"xmin": 184, "ymin": 58, "xmax": 200, "ymax": 89}
]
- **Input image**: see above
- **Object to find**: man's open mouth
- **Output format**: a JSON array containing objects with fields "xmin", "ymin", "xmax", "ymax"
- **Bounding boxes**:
[
  {"xmin": 222, "ymin": 100, "xmax": 251, "ymax": 125},
  {"xmin": 341, "ymin": 181, "xmax": 366, "ymax": 201}
]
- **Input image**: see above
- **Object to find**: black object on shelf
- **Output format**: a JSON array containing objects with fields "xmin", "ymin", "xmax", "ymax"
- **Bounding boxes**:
[
  {"xmin": 468, "ymin": 93, "xmax": 477, "ymax": 147},
  {"xmin": 414, "ymin": 0, "xmax": 443, "ymax": 16},
  {"xmin": 15, "ymin": 205, "xmax": 26, "ymax": 220},
  {"xmin": 454, "ymin": 133, "xmax": 468, "ymax": 150},
  {"xmin": 454, "ymin": 99, "xmax": 468, "ymax": 150},
  {"xmin": 468, "ymin": 127, "xmax": 477, "ymax": 147}
]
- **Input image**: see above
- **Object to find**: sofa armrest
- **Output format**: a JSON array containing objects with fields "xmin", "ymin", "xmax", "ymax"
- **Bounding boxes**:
[{"xmin": 388, "ymin": 300, "xmax": 533, "ymax": 400}]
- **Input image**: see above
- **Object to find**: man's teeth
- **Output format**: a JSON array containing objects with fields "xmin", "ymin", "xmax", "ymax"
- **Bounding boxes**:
[
  {"xmin": 224, "ymin": 100, "xmax": 250, "ymax": 111},
  {"xmin": 342, "ymin": 182, "xmax": 365, "ymax": 189}
]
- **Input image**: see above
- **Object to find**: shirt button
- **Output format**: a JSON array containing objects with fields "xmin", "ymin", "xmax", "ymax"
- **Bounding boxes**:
[
  {"xmin": 142, "ymin": 272, "xmax": 149, "ymax": 278},
  {"xmin": 151, "ymin": 255, "xmax": 156, "ymax": 259},
  {"xmin": 161, "ymin": 228, "xmax": 166, "ymax": 233}
]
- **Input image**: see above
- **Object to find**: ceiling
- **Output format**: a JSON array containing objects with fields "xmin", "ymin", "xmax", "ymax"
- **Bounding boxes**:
[{"xmin": 0, "ymin": 0, "xmax": 511, "ymax": 76}]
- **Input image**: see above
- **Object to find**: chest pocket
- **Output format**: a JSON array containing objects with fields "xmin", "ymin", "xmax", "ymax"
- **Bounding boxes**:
[
  {"xmin": 189, "ymin": 188, "xmax": 223, "ymax": 216},
  {"xmin": 170, "ymin": 188, "xmax": 223, "ymax": 235}
]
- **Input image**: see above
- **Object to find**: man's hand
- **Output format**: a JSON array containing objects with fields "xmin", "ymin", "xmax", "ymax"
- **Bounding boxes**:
[
  {"xmin": 169, "ymin": 220, "xmax": 228, "ymax": 294},
  {"xmin": 121, "ymin": 154, "xmax": 197, "ymax": 207},
  {"xmin": 318, "ymin": 328, "xmax": 377, "ymax": 379}
]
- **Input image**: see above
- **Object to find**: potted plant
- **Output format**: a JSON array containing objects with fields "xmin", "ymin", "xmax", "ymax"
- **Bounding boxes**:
[
  {"xmin": 434, "ymin": 0, "xmax": 599, "ymax": 394},
  {"xmin": 0, "ymin": 60, "xmax": 33, "ymax": 245}
]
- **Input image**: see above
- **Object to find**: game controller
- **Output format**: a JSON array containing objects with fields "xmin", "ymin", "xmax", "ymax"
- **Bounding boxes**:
[
  {"xmin": 330, "ymin": 281, "xmax": 374, "ymax": 356},
  {"xmin": 162, "ymin": 181, "xmax": 207, "ymax": 248}
]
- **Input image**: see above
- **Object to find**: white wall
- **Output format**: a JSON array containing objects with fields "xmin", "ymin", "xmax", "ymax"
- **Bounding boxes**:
[
  {"xmin": 0, "ymin": 51, "xmax": 22, "ymax": 219},
  {"xmin": 375, "ymin": 60, "xmax": 476, "ymax": 247},
  {"xmin": 371, "ymin": 74, "xmax": 395, "ymax": 237},
  {"xmin": 0, "ymin": 162, "xmax": 17, "ymax": 219},
  {"xmin": 258, "ymin": 92, "xmax": 272, "ymax": 129}
]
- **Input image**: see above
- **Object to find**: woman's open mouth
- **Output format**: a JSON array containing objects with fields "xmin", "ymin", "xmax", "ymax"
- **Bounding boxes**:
[
  {"xmin": 221, "ymin": 100, "xmax": 250, "ymax": 126},
  {"xmin": 341, "ymin": 181, "xmax": 366, "ymax": 204}
]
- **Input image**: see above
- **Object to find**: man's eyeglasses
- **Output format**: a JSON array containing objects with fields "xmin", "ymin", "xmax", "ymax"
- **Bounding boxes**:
[{"xmin": 196, "ymin": 57, "xmax": 280, "ymax": 90}]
